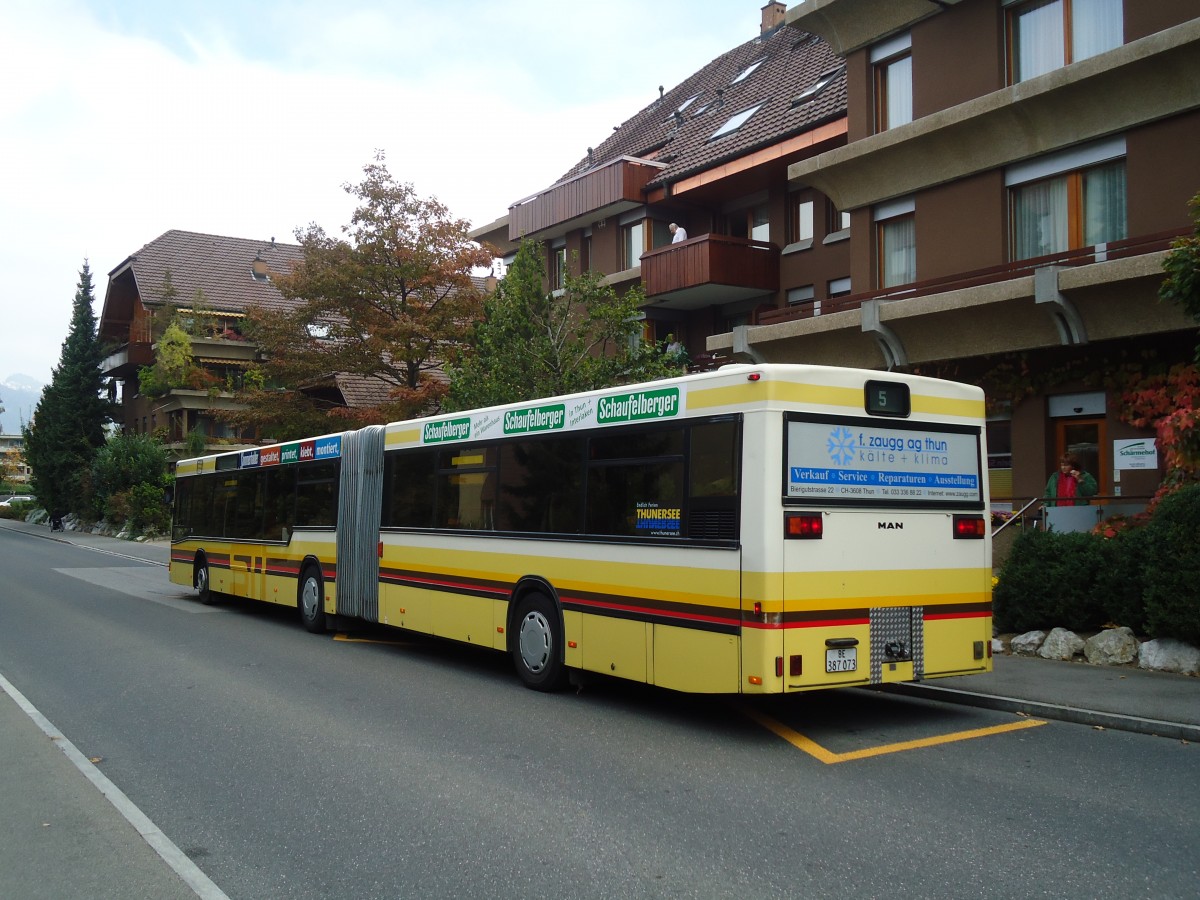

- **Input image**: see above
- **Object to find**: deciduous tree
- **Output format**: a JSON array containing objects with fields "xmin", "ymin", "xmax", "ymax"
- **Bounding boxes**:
[{"xmin": 228, "ymin": 153, "xmax": 493, "ymax": 439}]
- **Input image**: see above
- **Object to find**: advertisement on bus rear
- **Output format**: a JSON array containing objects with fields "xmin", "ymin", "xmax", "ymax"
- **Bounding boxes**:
[{"xmin": 785, "ymin": 417, "xmax": 982, "ymax": 505}]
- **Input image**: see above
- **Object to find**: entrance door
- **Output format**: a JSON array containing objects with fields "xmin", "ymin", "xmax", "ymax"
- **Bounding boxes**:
[{"xmin": 1056, "ymin": 417, "xmax": 1106, "ymax": 495}]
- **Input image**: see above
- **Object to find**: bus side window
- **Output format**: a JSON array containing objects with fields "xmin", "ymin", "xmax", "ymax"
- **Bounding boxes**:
[
  {"xmin": 497, "ymin": 437, "xmax": 584, "ymax": 534},
  {"xmin": 437, "ymin": 446, "xmax": 496, "ymax": 530},
  {"xmin": 296, "ymin": 461, "xmax": 338, "ymax": 528},
  {"xmin": 586, "ymin": 426, "xmax": 685, "ymax": 538},
  {"xmin": 386, "ymin": 450, "xmax": 436, "ymax": 528}
]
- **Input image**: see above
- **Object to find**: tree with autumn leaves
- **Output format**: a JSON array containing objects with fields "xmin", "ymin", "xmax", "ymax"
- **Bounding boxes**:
[
  {"xmin": 1131, "ymin": 188, "xmax": 1200, "ymax": 498},
  {"xmin": 226, "ymin": 153, "xmax": 493, "ymax": 440}
]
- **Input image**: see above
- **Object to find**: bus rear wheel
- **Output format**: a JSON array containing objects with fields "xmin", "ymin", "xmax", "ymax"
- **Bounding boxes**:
[
  {"xmin": 298, "ymin": 565, "xmax": 327, "ymax": 634},
  {"xmin": 195, "ymin": 558, "xmax": 217, "ymax": 605},
  {"xmin": 512, "ymin": 592, "xmax": 567, "ymax": 691}
]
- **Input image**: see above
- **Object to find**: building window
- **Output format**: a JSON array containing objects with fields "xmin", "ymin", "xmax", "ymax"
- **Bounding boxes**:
[
  {"xmin": 827, "ymin": 201, "xmax": 850, "ymax": 236},
  {"xmin": 710, "ymin": 104, "xmax": 762, "ymax": 140},
  {"xmin": 786, "ymin": 194, "xmax": 814, "ymax": 246},
  {"xmin": 750, "ymin": 206, "xmax": 770, "ymax": 243},
  {"xmin": 1010, "ymin": 159, "xmax": 1126, "ymax": 260},
  {"xmin": 793, "ymin": 67, "xmax": 842, "ymax": 106},
  {"xmin": 551, "ymin": 245, "xmax": 567, "ymax": 290},
  {"xmin": 731, "ymin": 58, "xmax": 765, "ymax": 84},
  {"xmin": 828, "ymin": 277, "xmax": 852, "ymax": 298},
  {"xmin": 787, "ymin": 285, "xmax": 818, "ymax": 315},
  {"xmin": 878, "ymin": 215, "xmax": 916, "ymax": 287},
  {"xmin": 875, "ymin": 197, "xmax": 916, "ymax": 288},
  {"xmin": 623, "ymin": 220, "xmax": 645, "ymax": 269},
  {"xmin": 1008, "ymin": 0, "xmax": 1123, "ymax": 83},
  {"xmin": 872, "ymin": 33, "xmax": 912, "ymax": 131}
]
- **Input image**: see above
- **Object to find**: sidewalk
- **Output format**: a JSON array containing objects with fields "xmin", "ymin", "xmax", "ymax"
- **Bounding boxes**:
[{"xmin": 889, "ymin": 651, "xmax": 1200, "ymax": 741}]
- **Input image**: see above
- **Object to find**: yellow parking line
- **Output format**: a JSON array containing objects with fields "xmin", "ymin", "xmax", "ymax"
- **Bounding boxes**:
[
  {"xmin": 333, "ymin": 632, "xmax": 412, "ymax": 646},
  {"xmin": 741, "ymin": 707, "xmax": 1047, "ymax": 764}
]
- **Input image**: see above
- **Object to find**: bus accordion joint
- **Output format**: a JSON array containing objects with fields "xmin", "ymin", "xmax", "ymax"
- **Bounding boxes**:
[
  {"xmin": 952, "ymin": 514, "xmax": 986, "ymax": 539},
  {"xmin": 784, "ymin": 512, "xmax": 823, "ymax": 539}
]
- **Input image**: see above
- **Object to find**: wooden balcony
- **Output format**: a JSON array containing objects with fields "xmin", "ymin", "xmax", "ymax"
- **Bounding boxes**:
[
  {"xmin": 641, "ymin": 234, "xmax": 780, "ymax": 310},
  {"xmin": 508, "ymin": 156, "xmax": 665, "ymax": 241},
  {"xmin": 100, "ymin": 340, "xmax": 154, "ymax": 377}
]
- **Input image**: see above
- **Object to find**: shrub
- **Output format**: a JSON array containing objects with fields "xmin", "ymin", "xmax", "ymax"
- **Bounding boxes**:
[
  {"xmin": 106, "ymin": 483, "xmax": 171, "ymax": 536},
  {"xmin": 994, "ymin": 529, "xmax": 1106, "ymax": 633},
  {"xmin": 1094, "ymin": 525, "xmax": 1152, "ymax": 633},
  {"xmin": 1140, "ymin": 484, "xmax": 1200, "ymax": 643}
]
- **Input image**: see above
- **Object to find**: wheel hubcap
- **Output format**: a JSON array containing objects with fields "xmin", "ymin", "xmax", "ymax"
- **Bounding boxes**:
[
  {"xmin": 301, "ymin": 577, "xmax": 320, "ymax": 619},
  {"xmin": 519, "ymin": 610, "xmax": 552, "ymax": 673},
  {"xmin": 196, "ymin": 567, "xmax": 207, "ymax": 594}
]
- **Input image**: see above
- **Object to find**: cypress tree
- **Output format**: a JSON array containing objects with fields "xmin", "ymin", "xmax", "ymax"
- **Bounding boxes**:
[{"xmin": 23, "ymin": 261, "xmax": 113, "ymax": 518}]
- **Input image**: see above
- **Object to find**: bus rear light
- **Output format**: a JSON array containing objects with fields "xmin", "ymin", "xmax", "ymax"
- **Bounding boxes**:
[
  {"xmin": 790, "ymin": 655, "xmax": 803, "ymax": 676},
  {"xmin": 775, "ymin": 656, "xmax": 784, "ymax": 677},
  {"xmin": 785, "ymin": 512, "xmax": 823, "ymax": 539},
  {"xmin": 747, "ymin": 372, "xmax": 762, "ymax": 382},
  {"xmin": 953, "ymin": 515, "xmax": 986, "ymax": 539},
  {"xmin": 748, "ymin": 675, "xmax": 763, "ymax": 685},
  {"xmin": 753, "ymin": 601, "xmax": 762, "ymax": 617}
]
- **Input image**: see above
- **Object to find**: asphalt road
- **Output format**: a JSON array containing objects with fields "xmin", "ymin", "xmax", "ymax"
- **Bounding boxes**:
[{"xmin": 1, "ymin": 525, "xmax": 1196, "ymax": 899}]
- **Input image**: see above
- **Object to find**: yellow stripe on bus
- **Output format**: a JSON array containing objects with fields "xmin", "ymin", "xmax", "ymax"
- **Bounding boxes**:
[{"xmin": 687, "ymin": 380, "xmax": 983, "ymax": 420}]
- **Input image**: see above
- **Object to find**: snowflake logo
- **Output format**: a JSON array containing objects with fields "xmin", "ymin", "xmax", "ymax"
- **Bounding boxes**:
[{"xmin": 826, "ymin": 426, "xmax": 857, "ymax": 465}]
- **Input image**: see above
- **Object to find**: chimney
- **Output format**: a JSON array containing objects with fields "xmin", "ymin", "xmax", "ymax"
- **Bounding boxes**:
[{"xmin": 761, "ymin": 1, "xmax": 785, "ymax": 34}]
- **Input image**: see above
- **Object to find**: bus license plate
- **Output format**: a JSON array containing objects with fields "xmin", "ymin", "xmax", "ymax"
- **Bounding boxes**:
[{"xmin": 826, "ymin": 647, "xmax": 857, "ymax": 673}]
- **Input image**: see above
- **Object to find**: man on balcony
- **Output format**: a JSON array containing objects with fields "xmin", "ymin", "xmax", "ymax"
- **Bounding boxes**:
[{"xmin": 669, "ymin": 223, "xmax": 688, "ymax": 243}]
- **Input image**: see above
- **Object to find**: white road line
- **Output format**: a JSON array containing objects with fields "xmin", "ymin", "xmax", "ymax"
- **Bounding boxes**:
[{"xmin": 0, "ymin": 673, "xmax": 231, "ymax": 900}]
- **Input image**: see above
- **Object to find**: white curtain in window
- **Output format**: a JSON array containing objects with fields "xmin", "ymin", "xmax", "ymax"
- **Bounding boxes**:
[
  {"xmin": 1013, "ymin": 176, "xmax": 1068, "ymax": 259},
  {"xmin": 1014, "ymin": 0, "xmax": 1064, "ymax": 81},
  {"xmin": 1072, "ymin": 0, "xmax": 1122, "ymax": 61},
  {"xmin": 1083, "ymin": 161, "xmax": 1126, "ymax": 246},
  {"xmin": 880, "ymin": 216, "xmax": 916, "ymax": 287},
  {"xmin": 884, "ymin": 55, "xmax": 913, "ymax": 128}
]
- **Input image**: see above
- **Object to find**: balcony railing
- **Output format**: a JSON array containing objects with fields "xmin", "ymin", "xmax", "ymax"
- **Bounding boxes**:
[
  {"xmin": 508, "ymin": 156, "xmax": 665, "ymax": 240},
  {"xmin": 756, "ymin": 228, "xmax": 1186, "ymax": 326},
  {"xmin": 642, "ymin": 234, "xmax": 780, "ymax": 308}
]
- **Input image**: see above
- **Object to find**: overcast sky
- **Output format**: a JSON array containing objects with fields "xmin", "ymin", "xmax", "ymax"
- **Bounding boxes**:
[{"xmin": 0, "ymin": 0, "xmax": 763, "ymax": 386}]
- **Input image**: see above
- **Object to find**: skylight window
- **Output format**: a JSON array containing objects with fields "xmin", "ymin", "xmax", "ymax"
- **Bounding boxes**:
[
  {"xmin": 731, "ymin": 58, "xmax": 766, "ymax": 84},
  {"xmin": 793, "ymin": 67, "xmax": 842, "ymax": 105},
  {"xmin": 677, "ymin": 94, "xmax": 700, "ymax": 112},
  {"xmin": 710, "ymin": 104, "xmax": 762, "ymax": 140}
]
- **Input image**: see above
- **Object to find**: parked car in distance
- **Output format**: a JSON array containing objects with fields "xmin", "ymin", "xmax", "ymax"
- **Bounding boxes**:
[{"xmin": 0, "ymin": 495, "xmax": 35, "ymax": 506}]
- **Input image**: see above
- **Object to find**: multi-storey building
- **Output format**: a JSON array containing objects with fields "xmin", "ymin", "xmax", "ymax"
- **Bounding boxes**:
[
  {"xmin": 474, "ymin": 0, "xmax": 1200, "ymax": 512},
  {"xmin": 97, "ymin": 230, "xmax": 308, "ymax": 450}
]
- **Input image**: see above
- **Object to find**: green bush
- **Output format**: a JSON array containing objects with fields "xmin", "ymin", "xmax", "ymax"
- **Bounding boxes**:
[
  {"xmin": 105, "ymin": 483, "xmax": 170, "ymax": 536},
  {"xmin": 996, "ymin": 484, "xmax": 1200, "ymax": 641},
  {"xmin": 1094, "ymin": 525, "xmax": 1151, "ymax": 633},
  {"xmin": 1140, "ymin": 485, "xmax": 1200, "ymax": 643},
  {"xmin": 994, "ymin": 529, "xmax": 1105, "ymax": 632}
]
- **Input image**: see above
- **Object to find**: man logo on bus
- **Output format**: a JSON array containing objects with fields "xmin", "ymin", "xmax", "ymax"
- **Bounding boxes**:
[{"xmin": 826, "ymin": 426, "xmax": 857, "ymax": 465}]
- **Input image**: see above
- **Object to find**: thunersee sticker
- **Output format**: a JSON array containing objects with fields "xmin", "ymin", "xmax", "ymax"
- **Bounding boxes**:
[{"xmin": 787, "ymin": 420, "xmax": 981, "ymax": 503}]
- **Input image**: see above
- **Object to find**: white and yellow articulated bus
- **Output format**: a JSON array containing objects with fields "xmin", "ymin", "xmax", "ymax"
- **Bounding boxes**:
[{"xmin": 170, "ymin": 363, "xmax": 992, "ymax": 694}]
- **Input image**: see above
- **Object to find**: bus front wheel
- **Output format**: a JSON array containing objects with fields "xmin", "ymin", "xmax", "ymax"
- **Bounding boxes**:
[
  {"xmin": 298, "ymin": 565, "xmax": 327, "ymax": 634},
  {"xmin": 512, "ymin": 592, "xmax": 567, "ymax": 691}
]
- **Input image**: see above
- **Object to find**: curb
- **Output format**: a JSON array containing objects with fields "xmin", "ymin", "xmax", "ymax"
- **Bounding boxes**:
[{"xmin": 877, "ymin": 682, "xmax": 1200, "ymax": 742}]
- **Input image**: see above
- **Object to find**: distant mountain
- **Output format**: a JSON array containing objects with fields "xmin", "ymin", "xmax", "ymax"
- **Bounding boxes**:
[{"xmin": 0, "ymin": 374, "xmax": 44, "ymax": 434}]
